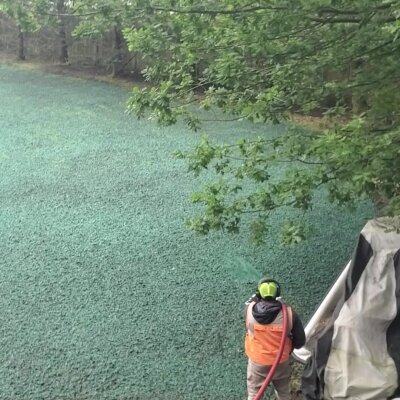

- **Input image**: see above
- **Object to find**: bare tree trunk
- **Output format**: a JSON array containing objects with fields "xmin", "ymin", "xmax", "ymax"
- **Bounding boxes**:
[
  {"xmin": 94, "ymin": 41, "xmax": 100, "ymax": 67},
  {"xmin": 112, "ymin": 26, "xmax": 124, "ymax": 77},
  {"xmin": 17, "ymin": 26, "xmax": 26, "ymax": 60},
  {"xmin": 57, "ymin": 0, "xmax": 69, "ymax": 64},
  {"xmin": 133, "ymin": 53, "xmax": 139, "ymax": 77}
]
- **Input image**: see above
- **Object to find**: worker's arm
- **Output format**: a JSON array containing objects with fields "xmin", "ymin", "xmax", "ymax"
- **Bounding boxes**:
[{"xmin": 291, "ymin": 311, "xmax": 306, "ymax": 349}]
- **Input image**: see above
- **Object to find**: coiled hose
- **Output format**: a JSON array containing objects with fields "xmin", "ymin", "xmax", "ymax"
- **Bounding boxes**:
[{"xmin": 254, "ymin": 303, "xmax": 289, "ymax": 400}]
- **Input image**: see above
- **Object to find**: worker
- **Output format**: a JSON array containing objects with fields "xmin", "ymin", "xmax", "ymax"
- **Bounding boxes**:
[{"xmin": 245, "ymin": 277, "xmax": 305, "ymax": 400}]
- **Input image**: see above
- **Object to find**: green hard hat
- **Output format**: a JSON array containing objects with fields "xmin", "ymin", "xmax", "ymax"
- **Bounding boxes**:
[{"xmin": 258, "ymin": 280, "xmax": 279, "ymax": 299}]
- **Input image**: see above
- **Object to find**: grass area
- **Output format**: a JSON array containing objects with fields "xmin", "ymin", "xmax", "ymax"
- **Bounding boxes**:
[{"xmin": 0, "ymin": 64, "xmax": 373, "ymax": 399}]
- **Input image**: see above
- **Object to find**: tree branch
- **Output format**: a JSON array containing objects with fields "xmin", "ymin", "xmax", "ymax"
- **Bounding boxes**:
[
  {"xmin": 316, "ymin": 2, "xmax": 396, "ymax": 16},
  {"xmin": 275, "ymin": 158, "xmax": 326, "ymax": 165},
  {"xmin": 308, "ymin": 15, "xmax": 397, "ymax": 24},
  {"xmin": 147, "ymin": 3, "xmax": 288, "ymax": 15}
]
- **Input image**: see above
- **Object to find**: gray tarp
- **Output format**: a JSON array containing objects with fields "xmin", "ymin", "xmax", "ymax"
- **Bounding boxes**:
[{"xmin": 302, "ymin": 218, "xmax": 400, "ymax": 400}]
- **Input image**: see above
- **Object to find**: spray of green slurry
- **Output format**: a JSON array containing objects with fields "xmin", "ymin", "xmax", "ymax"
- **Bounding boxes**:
[
  {"xmin": 223, "ymin": 255, "xmax": 262, "ymax": 283},
  {"xmin": 0, "ymin": 65, "xmax": 373, "ymax": 399}
]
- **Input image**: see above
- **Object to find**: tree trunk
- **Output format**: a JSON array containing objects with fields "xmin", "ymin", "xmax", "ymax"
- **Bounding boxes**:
[
  {"xmin": 112, "ymin": 26, "xmax": 124, "ymax": 77},
  {"xmin": 133, "ymin": 53, "xmax": 139, "ymax": 77},
  {"xmin": 17, "ymin": 26, "xmax": 26, "ymax": 61},
  {"xmin": 57, "ymin": 0, "xmax": 69, "ymax": 64},
  {"xmin": 94, "ymin": 41, "xmax": 100, "ymax": 67}
]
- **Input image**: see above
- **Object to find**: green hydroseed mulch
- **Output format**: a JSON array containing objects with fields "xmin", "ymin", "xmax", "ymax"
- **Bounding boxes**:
[{"xmin": 0, "ymin": 65, "xmax": 373, "ymax": 400}]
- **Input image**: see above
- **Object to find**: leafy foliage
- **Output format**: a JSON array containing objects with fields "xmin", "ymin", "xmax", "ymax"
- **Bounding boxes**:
[
  {"xmin": 70, "ymin": 0, "xmax": 127, "ymax": 37},
  {"xmin": 0, "ymin": 0, "xmax": 41, "ymax": 32},
  {"xmin": 121, "ymin": 0, "xmax": 400, "ymax": 243}
]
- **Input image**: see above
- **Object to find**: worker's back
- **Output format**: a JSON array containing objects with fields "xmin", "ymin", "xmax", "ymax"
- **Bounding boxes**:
[{"xmin": 244, "ymin": 278, "xmax": 305, "ymax": 400}]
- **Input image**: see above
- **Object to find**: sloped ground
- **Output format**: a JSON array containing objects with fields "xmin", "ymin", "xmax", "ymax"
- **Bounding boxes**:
[{"xmin": 0, "ymin": 65, "xmax": 373, "ymax": 399}]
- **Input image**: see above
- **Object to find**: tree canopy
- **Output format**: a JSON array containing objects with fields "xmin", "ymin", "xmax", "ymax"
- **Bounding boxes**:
[{"xmin": 123, "ymin": 0, "xmax": 400, "ymax": 243}]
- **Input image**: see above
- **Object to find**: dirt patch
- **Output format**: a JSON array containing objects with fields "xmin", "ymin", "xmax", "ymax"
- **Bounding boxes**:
[
  {"xmin": 0, "ymin": 53, "xmax": 146, "ymax": 90},
  {"xmin": 289, "ymin": 113, "xmax": 350, "ymax": 131},
  {"xmin": 42, "ymin": 63, "xmax": 147, "ymax": 90}
]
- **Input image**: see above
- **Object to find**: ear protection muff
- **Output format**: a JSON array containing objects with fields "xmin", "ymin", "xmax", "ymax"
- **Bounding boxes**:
[{"xmin": 256, "ymin": 277, "xmax": 281, "ymax": 299}]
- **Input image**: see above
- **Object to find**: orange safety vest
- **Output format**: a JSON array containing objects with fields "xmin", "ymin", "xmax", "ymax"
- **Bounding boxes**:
[{"xmin": 245, "ymin": 301, "xmax": 293, "ymax": 365}]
